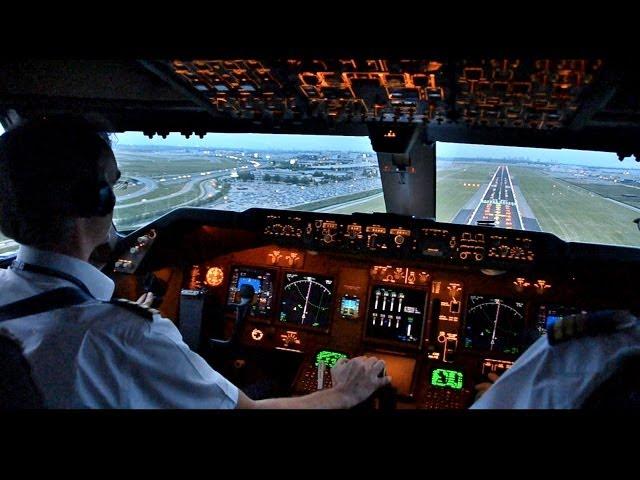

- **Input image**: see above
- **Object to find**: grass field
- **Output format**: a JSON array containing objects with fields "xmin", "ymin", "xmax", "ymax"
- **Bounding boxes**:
[
  {"xmin": 563, "ymin": 181, "xmax": 640, "ymax": 210},
  {"xmin": 115, "ymin": 183, "xmax": 185, "ymax": 205},
  {"xmin": 110, "ymin": 150, "xmax": 234, "ymax": 228},
  {"xmin": 510, "ymin": 166, "xmax": 640, "ymax": 247},
  {"xmin": 4, "ymin": 160, "xmax": 640, "ymax": 256},
  {"xmin": 435, "ymin": 164, "xmax": 496, "ymax": 221},
  {"xmin": 294, "ymin": 188, "xmax": 383, "ymax": 212},
  {"xmin": 113, "ymin": 183, "xmax": 230, "ymax": 231},
  {"xmin": 113, "ymin": 180, "xmax": 145, "ymax": 197},
  {"xmin": 327, "ymin": 193, "xmax": 386, "ymax": 214},
  {"xmin": 327, "ymin": 163, "xmax": 496, "ymax": 220},
  {"xmin": 115, "ymin": 154, "xmax": 235, "ymax": 177},
  {"xmin": 318, "ymin": 163, "xmax": 640, "ymax": 248}
]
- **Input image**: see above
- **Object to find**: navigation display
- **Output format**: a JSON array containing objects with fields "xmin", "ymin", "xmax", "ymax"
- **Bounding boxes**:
[
  {"xmin": 227, "ymin": 266, "xmax": 275, "ymax": 316},
  {"xmin": 463, "ymin": 295, "xmax": 526, "ymax": 355},
  {"xmin": 365, "ymin": 286, "xmax": 427, "ymax": 345},
  {"xmin": 279, "ymin": 272, "xmax": 334, "ymax": 329}
]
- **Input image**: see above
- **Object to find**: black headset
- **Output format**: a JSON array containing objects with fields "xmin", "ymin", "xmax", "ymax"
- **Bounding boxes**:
[
  {"xmin": 70, "ymin": 132, "xmax": 117, "ymax": 218},
  {"xmin": 73, "ymin": 179, "xmax": 116, "ymax": 218},
  {"xmin": 94, "ymin": 180, "xmax": 116, "ymax": 217}
]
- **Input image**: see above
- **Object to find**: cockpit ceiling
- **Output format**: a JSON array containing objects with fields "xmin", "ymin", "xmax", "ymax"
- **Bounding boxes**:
[
  {"xmin": 1, "ymin": 57, "xmax": 640, "ymax": 154},
  {"xmin": 171, "ymin": 58, "xmax": 595, "ymax": 129}
]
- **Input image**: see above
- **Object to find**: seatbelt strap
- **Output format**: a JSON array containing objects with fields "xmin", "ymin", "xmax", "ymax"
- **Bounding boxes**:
[{"xmin": 0, "ymin": 287, "xmax": 92, "ymax": 323}]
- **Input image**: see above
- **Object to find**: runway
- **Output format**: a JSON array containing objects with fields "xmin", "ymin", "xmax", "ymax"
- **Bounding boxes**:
[{"xmin": 452, "ymin": 165, "xmax": 541, "ymax": 231}]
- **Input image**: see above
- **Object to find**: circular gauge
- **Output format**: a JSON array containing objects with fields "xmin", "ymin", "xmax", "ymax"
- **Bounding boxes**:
[
  {"xmin": 205, "ymin": 267, "xmax": 224, "ymax": 287},
  {"xmin": 280, "ymin": 273, "xmax": 334, "ymax": 328},
  {"xmin": 251, "ymin": 329, "xmax": 264, "ymax": 341},
  {"xmin": 464, "ymin": 296, "xmax": 526, "ymax": 355}
]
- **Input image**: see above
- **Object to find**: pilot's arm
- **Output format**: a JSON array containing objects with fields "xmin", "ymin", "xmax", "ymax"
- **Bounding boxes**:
[
  {"xmin": 76, "ymin": 306, "xmax": 239, "ymax": 408},
  {"xmin": 236, "ymin": 357, "xmax": 390, "ymax": 409},
  {"xmin": 77, "ymin": 300, "xmax": 389, "ymax": 408}
]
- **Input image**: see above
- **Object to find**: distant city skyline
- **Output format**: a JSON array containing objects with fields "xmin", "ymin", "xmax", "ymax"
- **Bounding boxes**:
[
  {"xmin": 113, "ymin": 130, "xmax": 640, "ymax": 170},
  {"xmin": 2, "ymin": 124, "xmax": 638, "ymax": 170}
]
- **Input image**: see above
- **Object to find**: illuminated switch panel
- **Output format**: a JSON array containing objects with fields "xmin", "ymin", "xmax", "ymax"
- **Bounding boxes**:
[
  {"xmin": 275, "ymin": 330, "xmax": 302, "ymax": 352},
  {"xmin": 296, "ymin": 350, "xmax": 347, "ymax": 394},
  {"xmin": 421, "ymin": 386, "xmax": 473, "ymax": 409},
  {"xmin": 421, "ymin": 366, "xmax": 472, "ymax": 409},
  {"xmin": 481, "ymin": 358, "xmax": 514, "ymax": 376},
  {"xmin": 297, "ymin": 364, "xmax": 334, "ymax": 394},
  {"xmin": 428, "ymin": 281, "xmax": 464, "ymax": 357},
  {"xmin": 370, "ymin": 265, "xmax": 429, "ymax": 286},
  {"xmin": 114, "ymin": 229, "xmax": 157, "ymax": 274}
]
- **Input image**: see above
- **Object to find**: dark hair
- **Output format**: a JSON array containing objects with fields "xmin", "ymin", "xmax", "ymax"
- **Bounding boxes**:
[{"xmin": 0, "ymin": 116, "xmax": 114, "ymax": 247}]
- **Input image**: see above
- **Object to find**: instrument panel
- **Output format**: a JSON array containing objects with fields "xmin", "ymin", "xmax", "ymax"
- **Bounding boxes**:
[
  {"xmin": 261, "ymin": 211, "xmax": 540, "ymax": 269},
  {"xmin": 112, "ymin": 207, "xmax": 640, "ymax": 409}
]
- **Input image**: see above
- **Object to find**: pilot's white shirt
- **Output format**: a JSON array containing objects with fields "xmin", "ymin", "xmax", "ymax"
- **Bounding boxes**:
[
  {"xmin": 471, "ymin": 320, "xmax": 640, "ymax": 409},
  {"xmin": 0, "ymin": 245, "xmax": 239, "ymax": 408}
]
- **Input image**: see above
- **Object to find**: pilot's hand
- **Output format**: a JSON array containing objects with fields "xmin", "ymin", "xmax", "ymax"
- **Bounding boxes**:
[
  {"xmin": 474, "ymin": 372, "xmax": 500, "ymax": 400},
  {"xmin": 331, "ymin": 356, "xmax": 391, "ymax": 406},
  {"xmin": 136, "ymin": 292, "xmax": 154, "ymax": 308}
]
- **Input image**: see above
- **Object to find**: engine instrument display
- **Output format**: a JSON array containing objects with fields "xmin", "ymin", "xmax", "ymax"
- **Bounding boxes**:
[
  {"xmin": 227, "ymin": 266, "xmax": 275, "ymax": 316},
  {"xmin": 279, "ymin": 272, "xmax": 334, "ymax": 329},
  {"xmin": 463, "ymin": 295, "xmax": 526, "ymax": 355},
  {"xmin": 366, "ymin": 286, "xmax": 427, "ymax": 345}
]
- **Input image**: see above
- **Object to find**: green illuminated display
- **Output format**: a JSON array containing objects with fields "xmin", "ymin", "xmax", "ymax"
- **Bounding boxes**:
[
  {"xmin": 431, "ymin": 368, "xmax": 464, "ymax": 390},
  {"xmin": 315, "ymin": 350, "xmax": 348, "ymax": 368}
]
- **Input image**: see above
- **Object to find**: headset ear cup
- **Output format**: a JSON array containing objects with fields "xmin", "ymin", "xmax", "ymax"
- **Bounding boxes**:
[
  {"xmin": 96, "ymin": 184, "xmax": 116, "ymax": 216},
  {"xmin": 71, "ymin": 185, "xmax": 94, "ymax": 217}
]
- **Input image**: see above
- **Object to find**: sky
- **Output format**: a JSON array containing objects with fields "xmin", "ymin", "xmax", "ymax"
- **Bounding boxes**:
[{"xmin": 112, "ymin": 130, "xmax": 639, "ymax": 169}]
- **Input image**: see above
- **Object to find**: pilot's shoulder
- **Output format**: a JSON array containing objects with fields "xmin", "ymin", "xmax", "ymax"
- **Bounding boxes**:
[{"xmin": 106, "ymin": 298, "xmax": 160, "ymax": 322}]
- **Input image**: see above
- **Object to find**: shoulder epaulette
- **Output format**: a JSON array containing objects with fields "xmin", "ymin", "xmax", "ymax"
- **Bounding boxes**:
[
  {"xmin": 109, "ymin": 298, "xmax": 159, "ymax": 321},
  {"xmin": 547, "ymin": 310, "xmax": 637, "ymax": 346}
]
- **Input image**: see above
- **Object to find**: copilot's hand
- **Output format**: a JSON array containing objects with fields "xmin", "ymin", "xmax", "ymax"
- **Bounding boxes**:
[
  {"xmin": 136, "ymin": 292, "xmax": 154, "ymax": 308},
  {"xmin": 474, "ymin": 372, "xmax": 500, "ymax": 400}
]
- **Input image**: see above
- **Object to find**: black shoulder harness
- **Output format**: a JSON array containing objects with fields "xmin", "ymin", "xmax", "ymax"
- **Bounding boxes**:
[
  {"xmin": 547, "ymin": 310, "xmax": 637, "ymax": 345},
  {"xmin": 109, "ymin": 298, "xmax": 159, "ymax": 321}
]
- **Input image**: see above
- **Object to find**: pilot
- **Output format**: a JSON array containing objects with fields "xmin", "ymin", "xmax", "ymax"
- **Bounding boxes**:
[
  {"xmin": 470, "ymin": 310, "xmax": 640, "ymax": 408},
  {"xmin": 0, "ymin": 117, "xmax": 391, "ymax": 408}
]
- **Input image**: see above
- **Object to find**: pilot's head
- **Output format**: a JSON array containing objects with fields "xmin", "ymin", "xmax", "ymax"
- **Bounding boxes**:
[
  {"xmin": 0, "ymin": 116, "xmax": 119, "ymax": 256},
  {"xmin": 238, "ymin": 284, "xmax": 256, "ymax": 305}
]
